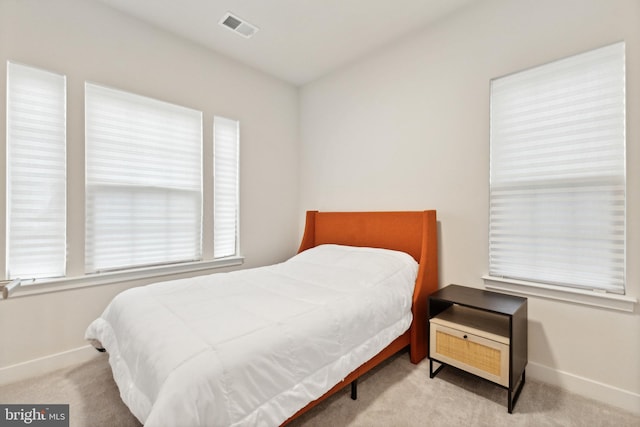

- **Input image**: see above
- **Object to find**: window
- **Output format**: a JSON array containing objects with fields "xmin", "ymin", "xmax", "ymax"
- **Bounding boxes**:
[
  {"xmin": 213, "ymin": 116, "xmax": 240, "ymax": 258},
  {"xmin": 3, "ymin": 65, "xmax": 241, "ymax": 294},
  {"xmin": 6, "ymin": 62, "xmax": 66, "ymax": 279},
  {"xmin": 85, "ymin": 83, "xmax": 203, "ymax": 272},
  {"xmin": 489, "ymin": 42, "xmax": 626, "ymax": 294}
]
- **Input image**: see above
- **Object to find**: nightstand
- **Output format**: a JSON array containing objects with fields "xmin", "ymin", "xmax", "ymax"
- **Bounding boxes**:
[{"xmin": 428, "ymin": 284, "xmax": 527, "ymax": 413}]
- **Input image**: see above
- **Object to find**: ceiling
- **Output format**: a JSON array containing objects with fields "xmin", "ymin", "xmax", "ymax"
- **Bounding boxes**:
[{"xmin": 95, "ymin": 0, "xmax": 477, "ymax": 86}]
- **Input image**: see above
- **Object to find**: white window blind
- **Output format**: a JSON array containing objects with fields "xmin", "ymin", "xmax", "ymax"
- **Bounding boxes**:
[
  {"xmin": 489, "ymin": 42, "xmax": 626, "ymax": 294},
  {"xmin": 6, "ymin": 62, "xmax": 66, "ymax": 279},
  {"xmin": 85, "ymin": 83, "xmax": 203, "ymax": 272},
  {"xmin": 213, "ymin": 116, "xmax": 239, "ymax": 258}
]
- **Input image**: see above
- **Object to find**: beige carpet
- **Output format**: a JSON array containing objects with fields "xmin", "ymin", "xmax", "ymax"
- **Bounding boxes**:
[{"xmin": 1, "ymin": 350, "xmax": 637, "ymax": 426}]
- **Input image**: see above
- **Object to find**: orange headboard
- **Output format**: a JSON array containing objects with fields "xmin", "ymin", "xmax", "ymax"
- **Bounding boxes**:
[
  {"xmin": 298, "ymin": 210, "xmax": 435, "ymax": 262},
  {"xmin": 297, "ymin": 210, "xmax": 438, "ymax": 363}
]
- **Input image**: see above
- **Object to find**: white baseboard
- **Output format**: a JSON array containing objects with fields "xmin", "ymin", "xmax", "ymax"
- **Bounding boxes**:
[
  {"xmin": 528, "ymin": 361, "xmax": 640, "ymax": 416},
  {"xmin": 0, "ymin": 345, "xmax": 101, "ymax": 386}
]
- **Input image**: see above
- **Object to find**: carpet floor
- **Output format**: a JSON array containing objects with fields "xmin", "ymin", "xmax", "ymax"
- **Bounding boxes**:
[{"xmin": 1, "ymin": 350, "xmax": 637, "ymax": 426}]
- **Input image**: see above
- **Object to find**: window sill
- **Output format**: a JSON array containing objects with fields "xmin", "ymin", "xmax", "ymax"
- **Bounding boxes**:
[
  {"xmin": 482, "ymin": 275, "xmax": 637, "ymax": 312},
  {"xmin": 2, "ymin": 257, "xmax": 244, "ymax": 299}
]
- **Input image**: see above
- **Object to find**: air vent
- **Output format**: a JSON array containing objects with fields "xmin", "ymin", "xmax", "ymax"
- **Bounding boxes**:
[{"xmin": 219, "ymin": 12, "xmax": 259, "ymax": 39}]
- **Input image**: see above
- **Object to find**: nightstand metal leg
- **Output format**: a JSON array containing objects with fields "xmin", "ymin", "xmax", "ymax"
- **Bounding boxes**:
[{"xmin": 429, "ymin": 358, "xmax": 445, "ymax": 378}]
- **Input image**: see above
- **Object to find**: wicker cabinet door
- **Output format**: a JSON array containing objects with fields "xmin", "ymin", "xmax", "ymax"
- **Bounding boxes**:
[{"xmin": 430, "ymin": 323, "xmax": 509, "ymax": 387}]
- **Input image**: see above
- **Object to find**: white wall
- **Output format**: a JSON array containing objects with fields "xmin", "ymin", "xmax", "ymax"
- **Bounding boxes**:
[
  {"xmin": 300, "ymin": 0, "xmax": 640, "ymax": 414},
  {"xmin": 0, "ymin": 0, "xmax": 300, "ymax": 376}
]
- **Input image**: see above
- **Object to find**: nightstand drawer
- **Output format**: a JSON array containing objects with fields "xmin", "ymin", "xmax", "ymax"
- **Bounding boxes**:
[{"xmin": 430, "ymin": 323, "xmax": 509, "ymax": 387}]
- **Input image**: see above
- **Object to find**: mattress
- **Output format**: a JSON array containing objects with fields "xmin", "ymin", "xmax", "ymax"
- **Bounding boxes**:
[{"xmin": 85, "ymin": 244, "xmax": 418, "ymax": 426}]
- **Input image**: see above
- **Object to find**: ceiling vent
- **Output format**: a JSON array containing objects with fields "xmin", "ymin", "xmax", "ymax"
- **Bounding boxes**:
[{"xmin": 219, "ymin": 12, "xmax": 259, "ymax": 39}]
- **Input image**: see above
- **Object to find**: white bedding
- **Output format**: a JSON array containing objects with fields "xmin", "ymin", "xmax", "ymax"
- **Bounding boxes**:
[{"xmin": 85, "ymin": 244, "xmax": 418, "ymax": 426}]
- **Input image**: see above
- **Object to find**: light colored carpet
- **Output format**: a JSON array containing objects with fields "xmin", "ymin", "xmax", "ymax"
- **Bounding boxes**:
[{"xmin": 1, "ymin": 350, "xmax": 637, "ymax": 426}]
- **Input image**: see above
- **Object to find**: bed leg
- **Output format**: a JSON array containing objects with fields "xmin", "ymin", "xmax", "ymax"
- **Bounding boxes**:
[{"xmin": 350, "ymin": 379, "xmax": 357, "ymax": 400}]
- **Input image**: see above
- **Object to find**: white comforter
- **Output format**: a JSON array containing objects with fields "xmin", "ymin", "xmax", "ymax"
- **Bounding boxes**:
[{"xmin": 85, "ymin": 244, "xmax": 418, "ymax": 426}]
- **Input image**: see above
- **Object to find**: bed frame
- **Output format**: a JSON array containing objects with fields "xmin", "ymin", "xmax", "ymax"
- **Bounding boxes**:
[{"xmin": 284, "ymin": 210, "xmax": 438, "ymax": 424}]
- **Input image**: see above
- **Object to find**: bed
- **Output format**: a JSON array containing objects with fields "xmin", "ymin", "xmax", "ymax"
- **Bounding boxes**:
[{"xmin": 85, "ymin": 210, "xmax": 438, "ymax": 426}]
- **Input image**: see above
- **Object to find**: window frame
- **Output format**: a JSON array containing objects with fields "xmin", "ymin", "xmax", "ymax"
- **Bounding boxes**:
[
  {"xmin": 484, "ymin": 42, "xmax": 635, "ymax": 311},
  {"xmin": 84, "ymin": 82, "xmax": 204, "ymax": 273},
  {"xmin": 1, "ymin": 64, "xmax": 244, "ymax": 298},
  {"xmin": 5, "ymin": 61, "xmax": 67, "ymax": 280},
  {"xmin": 213, "ymin": 116, "xmax": 240, "ymax": 259}
]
